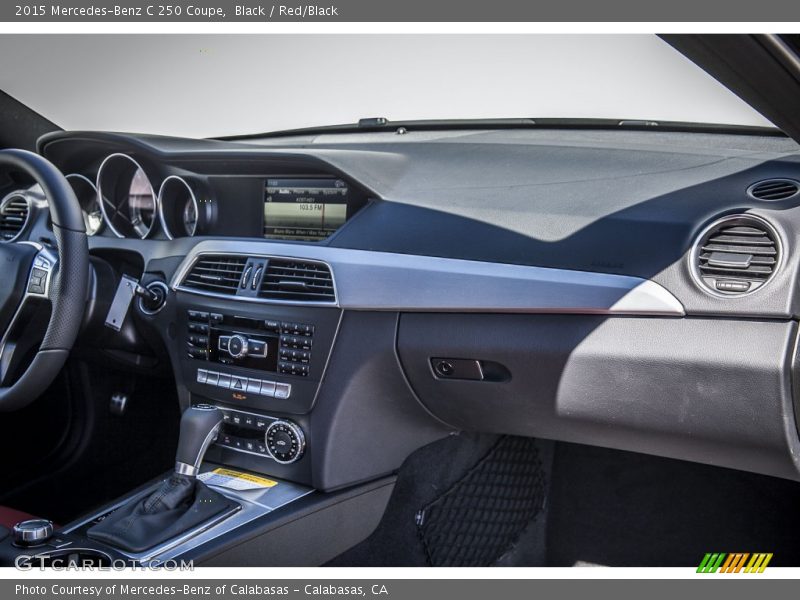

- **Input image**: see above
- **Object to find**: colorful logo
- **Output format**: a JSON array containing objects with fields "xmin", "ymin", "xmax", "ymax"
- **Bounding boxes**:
[{"xmin": 697, "ymin": 553, "xmax": 773, "ymax": 573}]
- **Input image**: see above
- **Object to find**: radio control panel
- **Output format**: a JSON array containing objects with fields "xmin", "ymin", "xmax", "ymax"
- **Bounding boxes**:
[
  {"xmin": 185, "ymin": 310, "xmax": 316, "ymax": 378},
  {"xmin": 176, "ymin": 296, "xmax": 341, "ymax": 420}
]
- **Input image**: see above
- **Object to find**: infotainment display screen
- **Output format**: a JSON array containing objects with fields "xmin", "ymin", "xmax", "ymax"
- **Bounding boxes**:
[{"xmin": 263, "ymin": 178, "xmax": 349, "ymax": 241}]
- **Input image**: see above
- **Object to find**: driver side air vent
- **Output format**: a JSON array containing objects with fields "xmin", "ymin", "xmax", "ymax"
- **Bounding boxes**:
[
  {"xmin": 182, "ymin": 255, "xmax": 247, "ymax": 295},
  {"xmin": 259, "ymin": 259, "xmax": 335, "ymax": 303},
  {"xmin": 748, "ymin": 179, "xmax": 800, "ymax": 201},
  {"xmin": 0, "ymin": 195, "xmax": 30, "ymax": 241},
  {"xmin": 693, "ymin": 215, "xmax": 780, "ymax": 296}
]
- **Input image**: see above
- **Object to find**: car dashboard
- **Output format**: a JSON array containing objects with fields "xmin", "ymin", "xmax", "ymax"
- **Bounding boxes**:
[{"xmin": 3, "ymin": 127, "xmax": 800, "ymax": 493}]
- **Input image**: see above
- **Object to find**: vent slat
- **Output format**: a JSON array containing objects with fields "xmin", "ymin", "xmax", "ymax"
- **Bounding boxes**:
[
  {"xmin": 749, "ymin": 179, "xmax": 799, "ymax": 200},
  {"xmin": 181, "ymin": 255, "xmax": 248, "ymax": 295},
  {"xmin": 695, "ymin": 216, "xmax": 779, "ymax": 294},
  {"xmin": 0, "ymin": 196, "xmax": 30, "ymax": 241},
  {"xmin": 701, "ymin": 243, "xmax": 776, "ymax": 256},
  {"xmin": 707, "ymin": 234, "xmax": 772, "ymax": 246},
  {"xmin": 259, "ymin": 259, "xmax": 335, "ymax": 302},
  {"xmin": 698, "ymin": 264, "xmax": 772, "ymax": 276}
]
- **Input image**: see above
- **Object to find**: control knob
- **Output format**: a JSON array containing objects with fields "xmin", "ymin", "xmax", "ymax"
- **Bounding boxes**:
[
  {"xmin": 13, "ymin": 519, "xmax": 53, "ymax": 547},
  {"xmin": 265, "ymin": 420, "xmax": 306, "ymax": 464},
  {"xmin": 227, "ymin": 334, "xmax": 249, "ymax": 359}
]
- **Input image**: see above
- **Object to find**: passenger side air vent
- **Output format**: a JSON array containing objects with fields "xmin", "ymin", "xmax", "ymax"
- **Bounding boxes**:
[
  {"xmin": 181, "ymin": 255, "xmax": 247, "ymax": 295},
  {"xmin": 259, "ymin": 258, "xmax": 336, "ymax": 303},
  {"xmin": 0, "ymin": 194, "xmax": 30, "ymax": 241},
  {"xmin": 748, "ymin": 179, "xmax": 800, "ymax": 201},
  {"xmin": 693, "ymin": 215, "xmax": 780, "ymax": 295}
]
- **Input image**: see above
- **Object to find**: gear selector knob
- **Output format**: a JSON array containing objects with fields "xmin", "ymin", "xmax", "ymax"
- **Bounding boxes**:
[{"xmin": 174, "ymin": 404, "xmax": 223, "ymax": 477}]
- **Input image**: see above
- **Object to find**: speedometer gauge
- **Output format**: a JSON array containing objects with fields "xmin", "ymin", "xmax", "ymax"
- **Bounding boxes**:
[
  {"xmin": 128, "ymin": 167, "xmax": 156, "ymax": 238},
  {"xmin": 96, "ymin": 153, "xmax": 158, "ymax": 239}
]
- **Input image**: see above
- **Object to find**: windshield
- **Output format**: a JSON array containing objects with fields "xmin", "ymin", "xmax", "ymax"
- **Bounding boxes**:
[{"xmin": 0, "ymin": 34, "xmax": 773, "ymax": 138}]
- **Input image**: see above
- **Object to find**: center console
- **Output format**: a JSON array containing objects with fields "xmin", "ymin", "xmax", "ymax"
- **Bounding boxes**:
[{"xmin": 175, "ymin": 289, "xmax": 342, "ymax": 486}]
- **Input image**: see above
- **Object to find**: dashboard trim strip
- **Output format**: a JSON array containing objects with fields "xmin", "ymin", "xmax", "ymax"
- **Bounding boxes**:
[{"xmin": 171, "ymin": 241, "xmax": 685, "ymax": 316}]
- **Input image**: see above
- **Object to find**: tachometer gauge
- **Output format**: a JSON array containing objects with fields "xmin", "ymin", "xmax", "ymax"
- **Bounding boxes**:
[
  {"xmin": 65, "ymin": 174, "xmax": 103, "ymax": 236},
  {"xmin": 97, "ymin": 153, "xmax": 158, "ymax": 239}
]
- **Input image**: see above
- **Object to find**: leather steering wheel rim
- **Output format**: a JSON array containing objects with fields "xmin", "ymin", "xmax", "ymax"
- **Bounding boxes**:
[{"xmin": 0, "ymin": 149, "xmax": 88, "ymax": 411}]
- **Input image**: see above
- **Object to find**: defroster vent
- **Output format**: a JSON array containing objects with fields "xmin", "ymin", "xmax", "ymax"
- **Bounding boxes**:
[
  {"xmin": 259, "ymin": 258, "xmax": 336, "ymax": 303},
  {"xmin": 693, "ymin": 215, "xmax": 780, "ymax": 296},
  {"xmin": 181, "ymin": 255, "xmax": 247, "ymax": 295},
  {"xmin": 748, "ymin": 179, "xmax": 800, "ymax": 201}
]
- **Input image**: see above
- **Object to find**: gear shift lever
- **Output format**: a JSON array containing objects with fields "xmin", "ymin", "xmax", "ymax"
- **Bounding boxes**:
[
  {"xmin": 87, "ymin": 404, "xmax": 237, "ymax": 553},
  {"xmin": 174, "ymin": 404, "xmax": 223, "ymax": 477}
]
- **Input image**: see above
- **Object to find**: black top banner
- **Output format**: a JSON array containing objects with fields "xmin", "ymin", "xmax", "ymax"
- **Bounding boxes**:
[{"xmin": 4, "ymin": 0, "xmax": 800, "ymax": 21}]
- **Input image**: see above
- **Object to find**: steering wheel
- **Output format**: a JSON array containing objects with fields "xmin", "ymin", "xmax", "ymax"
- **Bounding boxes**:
[{"xmin": 0, "ymin": 149, "xmax": 88, "ymax": 411}]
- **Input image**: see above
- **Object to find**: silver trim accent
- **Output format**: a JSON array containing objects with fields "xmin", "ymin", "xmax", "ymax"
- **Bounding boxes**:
[
  {"xmin": 174, "ymin": 461, "xmax": 198, "ymax": 477},
  {"xmin": 136, "ymin": 281, "xmax": 169, "ymax": 315},
  {"xmin": 158, "ymin": 175, "xmax": 199, "ymax": 240},
  {"xmin": 190, "ymin": 421, "xmax": 222, "ymax": 473},
  {"xmin": 13, "ymin": 519, "xmax": 53, "ymax": 545},
  {"xmin": 96, "ymin": 153, "xmax": 159, "ymax": 240},
  {"xmin": 171, "ymin": 241, "xmax": 685, "ymax": 316},
  {"xmin": 0, "ymin": 191, "xmax": 32, "ymax": 242},
  {"xmin": 688, "ymin": 213, "xmax": 783, "ymax": 299},
  {"xmin": 65, "ymin": 173, "xmax": 103, "ymax": 236},
  {"xmin": 746, "ymin": 178, "xmax": 800, "ymax": 201},
  {"xmin": 227, "ymin": 334, "xmax": 249, "ymax": 358},
  {"xmin": 264, "ymin": 419, "xmax": 306, "ymax": 464}
]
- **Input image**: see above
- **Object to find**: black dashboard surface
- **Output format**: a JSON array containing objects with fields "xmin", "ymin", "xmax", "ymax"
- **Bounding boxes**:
[
  {"xmin": 14, "ymin": 127, "xmax": 800, "ymax": 488},
  {"xmin": 37, "ymin": 128, "xmax": 800, "ymax": 318}
]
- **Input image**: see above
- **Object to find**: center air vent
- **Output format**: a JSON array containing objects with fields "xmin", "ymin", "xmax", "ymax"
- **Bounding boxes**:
[
  {"xmin": 181, "ymin": 255, "xmax": 247, "ymax": 295},
  {"xmin": 259, "ymin": 258, "xmax": 335, "ymax": 303},
  {"xmin": 693, "ymin": 215, "xmax": 780, "ymax": 296},
  {"xmin": 748, "ymin": 179, "xmax": 800, "ymax": 201},
  {"xmin": 0, "ymin": 194, "xmax": 30, "ymax": 241}
]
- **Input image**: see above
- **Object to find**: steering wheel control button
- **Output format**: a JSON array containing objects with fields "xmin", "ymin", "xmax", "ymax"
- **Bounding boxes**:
[
  {"xmin": 13, "ymin": 519, "xmax": 53, "ymax": 547},
  {"xmin": 265, "ymin": 420, "xmax": 305, "ymax": 464}
]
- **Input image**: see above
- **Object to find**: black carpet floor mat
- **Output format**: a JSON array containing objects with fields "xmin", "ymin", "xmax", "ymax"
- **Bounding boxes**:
[
  {"xmin": 546, "ymin": 442, "xmax": 800, "ymax": 567},
  {"xmin": 416, "ymin": 436, "xmax": 547, "ymax": 566},
  {"xmin": 327, "ymin": 433, "xmax": 553, "ymax": 567}
]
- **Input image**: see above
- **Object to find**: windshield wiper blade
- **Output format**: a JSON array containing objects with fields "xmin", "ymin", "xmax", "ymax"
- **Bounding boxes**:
[{"xmin": 215, "ymin": 117, "xmax": 783, "ymax": 141}]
